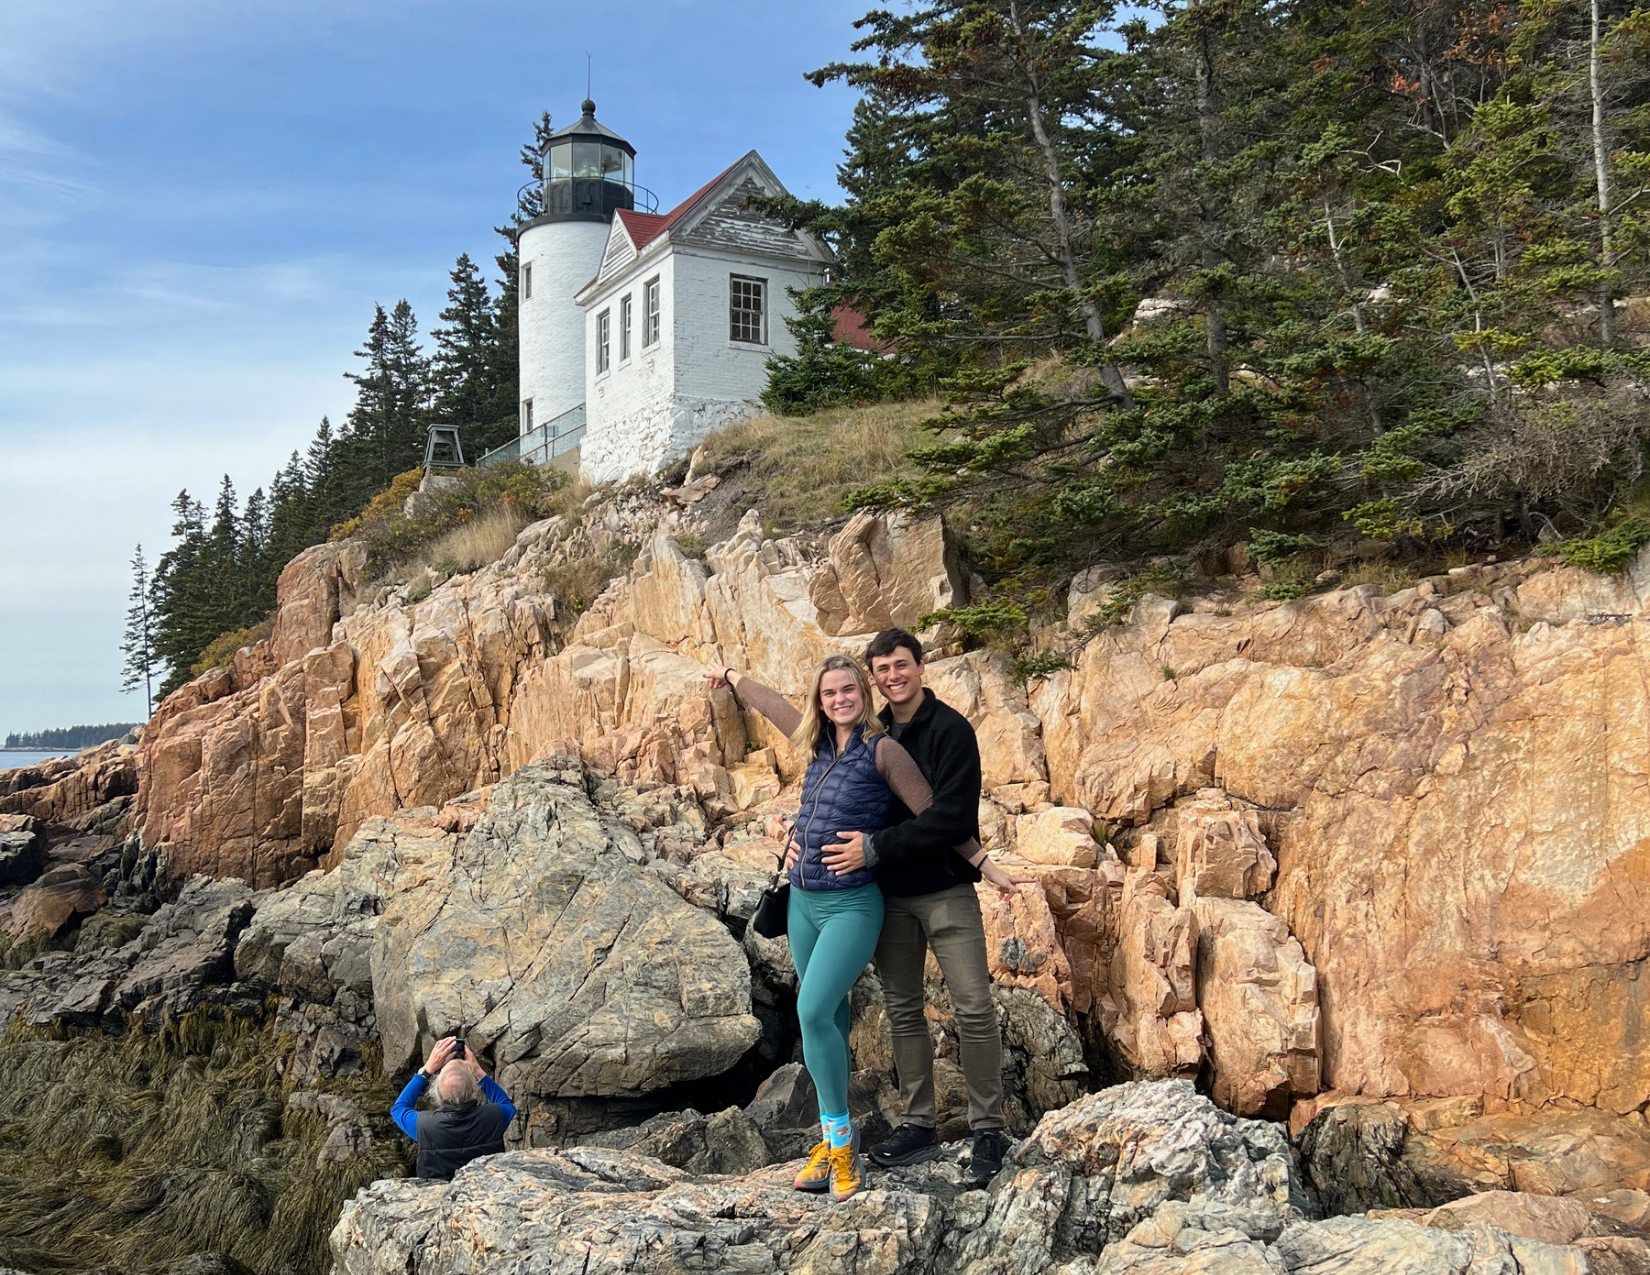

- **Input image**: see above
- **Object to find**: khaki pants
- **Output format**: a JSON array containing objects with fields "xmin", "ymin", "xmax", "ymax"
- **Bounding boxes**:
[{"xmin": 874, "ymin": 883, "xmax": 1005, "ymax": 1131}]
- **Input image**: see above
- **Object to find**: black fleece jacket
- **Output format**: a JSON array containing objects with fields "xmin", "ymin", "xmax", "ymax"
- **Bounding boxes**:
[{"xmin": 868, "ymin": 689, "xmax": 983, "ymax": 897}]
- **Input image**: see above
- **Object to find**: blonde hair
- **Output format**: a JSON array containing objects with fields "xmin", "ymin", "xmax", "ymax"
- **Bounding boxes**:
[{"xmin": 790, "ymin": 654, "xmax": 886, "ymax": 757}]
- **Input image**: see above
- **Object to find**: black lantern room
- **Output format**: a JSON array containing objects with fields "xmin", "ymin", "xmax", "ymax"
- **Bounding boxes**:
[{"xmin": 538, "ymin": 100, "xmax": 652, "ymax": 220}]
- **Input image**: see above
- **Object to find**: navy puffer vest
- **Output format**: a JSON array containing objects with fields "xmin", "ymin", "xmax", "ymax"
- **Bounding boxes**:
[{"xmin": 789, "ymin": 726, "xmax": 891, "ymax": 892}]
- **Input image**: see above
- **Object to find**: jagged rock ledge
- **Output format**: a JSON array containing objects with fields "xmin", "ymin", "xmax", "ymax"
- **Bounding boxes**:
[{"xmin": 329, "ymin": 1080, "xmax": 1650, "ymax": 1274}]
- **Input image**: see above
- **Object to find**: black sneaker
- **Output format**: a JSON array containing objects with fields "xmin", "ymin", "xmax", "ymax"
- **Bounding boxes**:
[
  {"xmin": 868, "ymin": 1122, "xmax": 941, "ymax": 1167},
  {"xmin": 969, "ymin": 1129, "xmax": 1009, "ymax": 1185}
]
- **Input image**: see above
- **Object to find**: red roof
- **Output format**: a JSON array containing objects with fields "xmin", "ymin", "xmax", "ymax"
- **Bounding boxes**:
[{"xmin": 615, "ymin": 157, "xmax": 744, "ymax": 251}]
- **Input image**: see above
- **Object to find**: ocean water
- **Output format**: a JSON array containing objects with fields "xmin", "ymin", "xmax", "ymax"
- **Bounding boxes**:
[{"xmin": 0, "ymin": 748, "xmax": 73, "ymax": 771}]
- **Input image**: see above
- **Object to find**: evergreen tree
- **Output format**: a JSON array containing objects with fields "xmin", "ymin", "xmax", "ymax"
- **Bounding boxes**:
[
  {"xmin": 266, "ymin": 449, "xmax": 311, "ymax": 579},
  {"xmin": 809, "ymin": 0, "xmax": 1650, "ymax": 593},
  {"xmin": 240, "ymin": 486, "xmax": 271, "ymax": 621},
  {"xmin": 431, "ymin": 253, "xmax": 515, "ymax": 455},
  {"xmin": 205, "ymin": 475, "xmax": 246, "ymax": 630},
  {"xmin": 120, "ymin": 544, "xmax": 157, "ymax": 719},
  {"xmin": 150, "ymin": 491, "xmax": 213, "ymax": 696},
  {"xmin": 341, "ymin": 301, "xmax": 431, "ymax": 499}
]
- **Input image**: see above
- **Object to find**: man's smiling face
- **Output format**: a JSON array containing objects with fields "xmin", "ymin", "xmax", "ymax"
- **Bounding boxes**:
[{"xmin": 870, "ymin": 646, "xmax": 924, "ymax": 709}]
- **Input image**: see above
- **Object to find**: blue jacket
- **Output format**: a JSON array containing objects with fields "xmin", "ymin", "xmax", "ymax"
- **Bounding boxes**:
[
  {"xmin": 789, "ymin": 725, "xmax": 891, "ymax": 892},
  {"xmin": 392, "ymin": 1071, "xmax": 517, "ymax": 1180}
]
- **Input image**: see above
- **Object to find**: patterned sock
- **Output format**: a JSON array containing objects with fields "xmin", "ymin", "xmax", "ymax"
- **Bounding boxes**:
[{"xmin": 821, "ymin": 1111, "xmax": 853, "ymax": 1149}]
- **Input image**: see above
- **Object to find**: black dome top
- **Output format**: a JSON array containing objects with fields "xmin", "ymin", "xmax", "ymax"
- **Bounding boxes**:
[{"xmin": 546, "ymin": 99, "xmax": 636, "ymax": 156}]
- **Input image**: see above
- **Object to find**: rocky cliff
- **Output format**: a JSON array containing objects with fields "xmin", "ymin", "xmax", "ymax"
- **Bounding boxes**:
[{"xmin": 4, "ymin": 455, "xmax": 1650, "ymax": 1273}]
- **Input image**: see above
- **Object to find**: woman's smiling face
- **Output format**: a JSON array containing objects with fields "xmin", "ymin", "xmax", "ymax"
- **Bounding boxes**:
[{"xmin": 818, "ymin": 667, "xmax": 863, "ymax": 725}]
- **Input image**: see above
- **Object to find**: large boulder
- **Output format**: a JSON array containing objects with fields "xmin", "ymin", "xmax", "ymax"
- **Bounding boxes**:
[
  {"xmin": 808, "ymin": 510, "xmax": 966, "ymax": 638},
  {"xmin": 0, "ymin": 817, "xmax": 42, "ymax": 887},
  {"xmin": 949, "ymin": 1080, "xmax": 1302, "ymax": 1271},
  {"xmin": 1193, "ymin": 895, "xmax": 1320, "ymax": 1118},
  {"xmin": 370, "ymin": 760, "xmax": 762, "ymax": 1100},
  {"xmin": 332, "ymin": 1146, "xmax": 955, "ymax": 1275},
  {"xmin": 1100, "ymin": 870, "xmax": 1203, "ymax": 1077},
  {"xmin": 1297, "ymin": 1096, "xmax": 1650, "ymax": 1214}
]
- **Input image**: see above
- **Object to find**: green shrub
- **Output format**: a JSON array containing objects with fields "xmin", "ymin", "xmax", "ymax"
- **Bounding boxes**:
[
  {"xmin": 1557, "ymin": 515, "xmax": 1650, "ymax": 574},
  {"xmin": 919, "ymin": 599, "xmax": 1028, "ymax": 640},
  {"xmin": 189, "ymin": 618, "xmax": 276, "ymax": 678},
  {"xmin": 1010, "ymin": 651, "xmax": 1074, "ymax": 681}
]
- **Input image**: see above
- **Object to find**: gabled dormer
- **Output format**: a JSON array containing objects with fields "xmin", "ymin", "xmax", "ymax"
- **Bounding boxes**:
[{"xmin": 577, "ymin": 152, "xmax": 831, "ymax": 305}]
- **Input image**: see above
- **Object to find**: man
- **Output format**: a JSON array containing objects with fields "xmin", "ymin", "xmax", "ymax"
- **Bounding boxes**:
[
  {"xmin": 391, "ymin": 1035, "xmax": 517, "ymax": 1180},
  {"xmin": 816, "ymin": 627, "xmax": 1011, "ymax": 1185}
]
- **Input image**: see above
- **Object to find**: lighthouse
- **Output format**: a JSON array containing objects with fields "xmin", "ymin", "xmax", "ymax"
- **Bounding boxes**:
[{"xmin": 515, "ymin": 100, "xmax": 651, "ymax": 466}]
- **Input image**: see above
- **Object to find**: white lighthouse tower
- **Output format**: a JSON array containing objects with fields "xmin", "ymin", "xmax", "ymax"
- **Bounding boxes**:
[{"xmin": 515, "ymin": 100, "xmax": 650, "ymax": 467}]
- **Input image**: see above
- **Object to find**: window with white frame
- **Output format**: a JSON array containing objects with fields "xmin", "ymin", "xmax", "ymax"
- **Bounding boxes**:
[
  {"xmin": 522, "ymin": 398, "xmax": 534, "ymax": 431},
  {"xmin": 597, "ymin": 309, "xmax": 611, "ymax": 373},
  {"xmin": 522, "ymin": 262, "xmax": 532, "ymax": 300},
  {"xmin": 643, "ymin": 276, "xmax": 661, "ymax": 347},
  {"xmin": 729, "ymin": 275, "xmax": 766, "ymax": 344},
  {"xmin": 620, "ymin": 294, "xmax": 632, "ymax": 362}
]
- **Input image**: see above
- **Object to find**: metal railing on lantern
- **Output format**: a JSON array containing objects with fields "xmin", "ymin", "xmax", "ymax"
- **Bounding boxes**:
[
  {"xmin": 514, "ymin": 176, "xmax": 660, "ymax": 221},
  {"xmin": 477, "ymin": 405, "xmax": 587, "ymax": 468}
]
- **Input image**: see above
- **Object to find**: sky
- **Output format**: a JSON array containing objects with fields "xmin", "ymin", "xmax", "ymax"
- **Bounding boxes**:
[{"xmin": 0, "ymin": 0, "xmax": 865, "ymax": 736}]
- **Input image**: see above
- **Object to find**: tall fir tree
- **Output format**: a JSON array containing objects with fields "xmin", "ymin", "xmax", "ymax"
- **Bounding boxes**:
[
  {"xmin": 149, "ymin": 491, "xmax": 213, "ymax": 696},
  {"xmin": 431, "ymin": 253, "xmax": 515, "ymax": 456},
  {"xmin": 120, "ymin": 544, "xmax": 157, "ymax": 719}
]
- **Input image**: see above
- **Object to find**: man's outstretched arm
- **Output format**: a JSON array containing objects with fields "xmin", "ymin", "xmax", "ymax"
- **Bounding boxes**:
[
  {"xmin": 391, "ymin": 1073, "xmax": 428, "ymax": 1140},
  {"xmin": 479, "ymin": 1073, "xmax": 516, "ymax": 1127}
]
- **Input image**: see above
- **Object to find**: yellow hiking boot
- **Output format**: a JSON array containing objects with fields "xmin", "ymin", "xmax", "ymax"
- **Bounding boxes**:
[
  {"xmin": 828, "ymin": 1142, "xmax": 865, "ymax": 1202},
  {"xmin": 793, "ymin": 1139, "xmax": 832, "ymax": 1192}
]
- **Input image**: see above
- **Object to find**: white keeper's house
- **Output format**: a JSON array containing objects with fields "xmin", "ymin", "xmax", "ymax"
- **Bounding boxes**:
[{"xmin": 491, "ymin": 99, "xmax": 858, "ymax": 483}]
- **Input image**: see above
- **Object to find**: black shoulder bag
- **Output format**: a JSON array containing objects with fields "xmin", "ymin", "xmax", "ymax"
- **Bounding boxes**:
[{"xmin": 751, "ymin": 875, "xmax": 791, "ymax": 939}]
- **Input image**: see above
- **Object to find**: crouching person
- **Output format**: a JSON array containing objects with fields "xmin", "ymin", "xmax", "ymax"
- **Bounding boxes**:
[{"xmin": 391, "ymin": 1035, "xmax": 516, "ymax": 1180}]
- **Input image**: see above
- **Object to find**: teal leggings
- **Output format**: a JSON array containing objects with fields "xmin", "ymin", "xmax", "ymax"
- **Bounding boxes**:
[{"xmin": 788, "ymin": 882, "xmax": 885, "ymax": 1118}]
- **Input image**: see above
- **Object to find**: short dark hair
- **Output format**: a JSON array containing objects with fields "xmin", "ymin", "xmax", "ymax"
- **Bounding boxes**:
[{"xmin": 865, "ymin": 628, "xmax": 924, "ymax": 666}]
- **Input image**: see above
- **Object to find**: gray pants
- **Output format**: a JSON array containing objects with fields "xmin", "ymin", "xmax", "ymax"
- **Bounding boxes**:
[{"xmin": 874, "ymin": 883, "xmax": 1005, "ymax": 1131}]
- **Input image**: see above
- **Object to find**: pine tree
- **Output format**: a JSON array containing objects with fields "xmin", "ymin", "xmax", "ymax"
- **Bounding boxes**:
[
  {"xmin": 150, "ymin": 491, "xmax": 213, "ymax": 696},
  {"xmin": 120, "ymin": 544, "xmax": 157, "ymax": 718},
  {"xmin": 431, "ymin": 253, "xmax": 514, "ymax": 455},
  {"xmin": 240, "ymin": 486, "xmax": 271, "ymax": 622},
  {"xmin": 267, "ymin": 449, "xmax": 311, "ymax": 577},
  {"xmin": 342, "ymin": 301, "xmax": 431, "ymax": 498},
  {"xmin": 205, "ymin": 474, "xmax": 246, "ymax": 632}
]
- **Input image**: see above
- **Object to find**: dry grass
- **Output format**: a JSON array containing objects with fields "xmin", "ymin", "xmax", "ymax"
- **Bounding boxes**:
[
  {"xmin": 535, "ymin": 542, "xmax": 640, "ymax": 633},
  {"xmin": 1338, "ymin": 559, "xmax": 1416, "ymax": 594},
  {"xmin": 697, "ymin": 399, "xmax": 936, "ymax": 531},
  {"xmin": 418, "ymin": 506, "xmax": 530, "ymax": 575}
]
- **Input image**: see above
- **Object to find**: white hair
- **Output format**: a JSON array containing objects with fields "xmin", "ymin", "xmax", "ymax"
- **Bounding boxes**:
[{"xmin": 434, "ymin": 1061, "xmax": 479, "ymax": 1108}]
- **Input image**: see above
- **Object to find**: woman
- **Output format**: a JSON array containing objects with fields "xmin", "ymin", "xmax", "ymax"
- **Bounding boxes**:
[{"xmin": 708, "ymin": 656, "xmax": 1024, "ymax": 1203}]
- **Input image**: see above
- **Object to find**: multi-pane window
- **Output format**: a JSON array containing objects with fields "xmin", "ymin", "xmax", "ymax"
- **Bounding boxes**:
[
  {"xmin": 522, "ymin": 263, "xmax": 532, "ymax": 300},
  {"xmin": 597, "ymin": 309, "xmax": 611, "ymax": 373},
  {"xmin": 643, "ymin": 276, "xmax": 661, "ymax": 346},
  {"xmin": 620, "ymin": 294, "xmax": 633, "ymax": 362},
  {"xmin": 729, "ymin": 275, "xmax": 766, "ymax": 344},
  {"xmin": 522, "ymin": 398, "xmax": 534, "ymax": 431}
]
